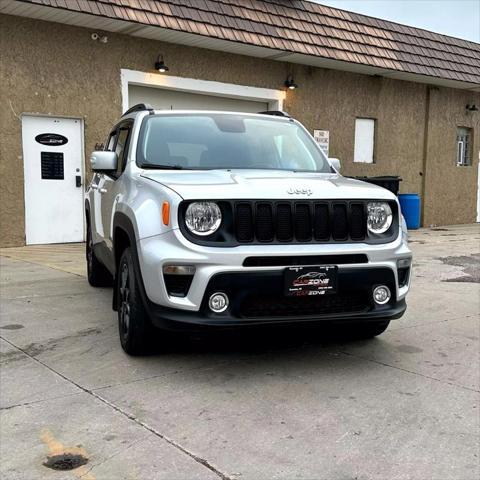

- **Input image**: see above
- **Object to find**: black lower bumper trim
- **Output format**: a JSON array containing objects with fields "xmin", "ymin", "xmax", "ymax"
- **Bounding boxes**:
[
  {"xmin": 146, "ymin": 299, "xmax": 406, "ymax": 330},
  {"xmin": 145, "ymin": 267, "xmax": 406, "ymax": 331}
]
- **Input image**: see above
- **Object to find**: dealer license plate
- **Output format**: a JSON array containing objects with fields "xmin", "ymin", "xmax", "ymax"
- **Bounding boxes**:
[{"xmin": 284, "ymin": 266, "xmax": 338, "ymax": 297}]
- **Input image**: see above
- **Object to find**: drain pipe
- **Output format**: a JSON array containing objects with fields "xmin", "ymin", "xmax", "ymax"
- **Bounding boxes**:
[
  {"xmin": 420, "ymin": 86, "xmax": 437, "ymax": 227},
  {"xmin": 420, "ymin": 86, "xmax": 431, "ymax": 227}
]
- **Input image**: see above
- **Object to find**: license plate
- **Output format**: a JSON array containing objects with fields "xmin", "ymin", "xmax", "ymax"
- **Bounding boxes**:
[{"xmin": 284, "ymin": 266, "xmax": 338, "ymax": 297}]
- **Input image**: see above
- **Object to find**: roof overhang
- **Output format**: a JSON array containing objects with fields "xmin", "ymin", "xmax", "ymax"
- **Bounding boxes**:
[{"xmin": 2, "ymin": 0, "xmax": 479, "ymax": 93}]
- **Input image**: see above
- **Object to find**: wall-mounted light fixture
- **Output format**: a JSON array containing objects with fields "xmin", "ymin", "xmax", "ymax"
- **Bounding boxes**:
[
  {"xmin": 284, "ymin": 75, "xmax": 298, "ymax": 90},
  {"xmin": 155, "ymin": 54, "xmax": 169, "ymax": 73},
  {"xmin": 466, "ymin": 104, "xmax": 478, "ymax": 112}
]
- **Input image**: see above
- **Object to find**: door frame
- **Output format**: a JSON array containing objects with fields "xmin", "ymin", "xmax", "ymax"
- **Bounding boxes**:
[
  {"xmin": 477, "ymin": 150, "xmax": 480, "ymax": 222},
  {"xmin": 120, "ymin": 69, "xmax": 286, "ymax": 114},
  {"xmin": 20, "ymin": 113, "xmax": 87, "ymax": 243}
]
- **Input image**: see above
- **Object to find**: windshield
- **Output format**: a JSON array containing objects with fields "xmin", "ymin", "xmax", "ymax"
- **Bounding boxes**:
[{"xmin": 137, "ymin": 113, "xmax": 331, "ymax": 173}]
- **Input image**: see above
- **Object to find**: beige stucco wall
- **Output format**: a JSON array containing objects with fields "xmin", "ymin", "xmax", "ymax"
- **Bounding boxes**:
[
  {"xmin": 423, "ymin": 88, "xmax": 480, "ymax": 225},
  {"xmin": 1, "ymin": 14, "xmax": 479, "ymax": 246}
]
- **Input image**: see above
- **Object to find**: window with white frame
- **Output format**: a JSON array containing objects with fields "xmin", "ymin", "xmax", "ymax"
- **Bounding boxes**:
[
  {"xmin": 456, "ymin": 127, "xmax": 472, "ymax": 166},
  {"xmin": 354, "ymin": 118, "xmax": 376, "ymax": 163}
]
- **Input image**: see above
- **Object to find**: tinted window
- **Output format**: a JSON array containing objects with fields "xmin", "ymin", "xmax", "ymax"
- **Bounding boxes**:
[
  {"xmin": 137, "ymin": 114, "xmax": 330, "ymax": 172},
  {"xmin": 106, "ymin": 131, "xmax": 117, "ymax": 151},
  {"xmin": 115, "ymin": 127, "xmax": 131, "ymax": 175}
]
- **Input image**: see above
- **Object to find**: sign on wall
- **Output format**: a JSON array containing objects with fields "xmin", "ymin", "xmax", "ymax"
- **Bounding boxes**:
[
  {"xmin": 35, "ymin": 133, "xmax": 69, "ymax": 146},
  {"xmin": 41, "ymin": 152, "xmax": 64, "ymax": 180},
  {"xmin": 313, "ymin": 130, "xmax": 329, "ymax": 157}
]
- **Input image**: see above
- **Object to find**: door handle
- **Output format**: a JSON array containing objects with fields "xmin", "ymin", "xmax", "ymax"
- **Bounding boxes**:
[
  {"xmin": 76, "ymin": 175, "xmax": 82, "ymax": 188},
  {"xmin": 99, "ymin": 188, "xmax": 107, "ymax": 194}
]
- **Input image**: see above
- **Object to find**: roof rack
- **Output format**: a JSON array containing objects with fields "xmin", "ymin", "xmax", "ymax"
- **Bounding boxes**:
[
  {"xmin": 122, "ymin": 103, "xmax": 154, "ymax": 117},
  {"xmin": 258, "ymin": 110, "xmax": 291, "ymax": 118}
]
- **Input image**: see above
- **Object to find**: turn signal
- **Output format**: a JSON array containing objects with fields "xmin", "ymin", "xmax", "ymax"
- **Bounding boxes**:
[{"xmin": 162, "ymin": 202, "xmax": 170, "ymax": 226}]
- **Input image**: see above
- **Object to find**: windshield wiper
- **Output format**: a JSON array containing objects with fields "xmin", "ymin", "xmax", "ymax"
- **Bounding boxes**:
[{"xmin": 140, "ymin": 164, "xmax": 186, "ymax": 170}]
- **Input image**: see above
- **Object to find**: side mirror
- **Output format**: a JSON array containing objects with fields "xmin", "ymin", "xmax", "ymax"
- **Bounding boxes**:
[
  {"xmin": 90, "ymin": 151, "xmax": 117, "ymax": 172},
  {"xmin": 329, "ymin": 158, "xmax": 341, "ymax": 172}
]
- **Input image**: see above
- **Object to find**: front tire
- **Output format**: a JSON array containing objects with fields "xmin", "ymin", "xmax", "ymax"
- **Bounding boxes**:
[
  {"xmin": 86, "ymin": 224, "xmax": 113, "ymax": 287},
  {"xmin": 117, "ymin": 247, "xmax": 153, "ymax": 355}
]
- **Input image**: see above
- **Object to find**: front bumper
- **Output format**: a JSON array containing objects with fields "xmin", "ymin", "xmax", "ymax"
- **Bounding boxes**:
[
  {"xmin": 144, "ymin": 267, "xmax": 406, "ymax": 330},
  {"xmin": 137, "ymin": 228, "xmax": 412, "ymax": 327}
]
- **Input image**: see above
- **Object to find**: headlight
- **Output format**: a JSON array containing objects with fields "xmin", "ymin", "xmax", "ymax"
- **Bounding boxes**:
[
  {"xmin": 185, "ymin": 202, "xmax": 222, "ymax": 236},
  {"xmin": 367, "ymin": 202, "xmax": 393, "ymax": 234}
]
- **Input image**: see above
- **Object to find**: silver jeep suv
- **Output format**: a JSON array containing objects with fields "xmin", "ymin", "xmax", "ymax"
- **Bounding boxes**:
[{"xmin": 86, "ymin": 104, "xmax": 412, "ymax": 355}]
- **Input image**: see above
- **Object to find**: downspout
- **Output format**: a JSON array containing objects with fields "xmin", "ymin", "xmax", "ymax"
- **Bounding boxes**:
[{"xmin": 420, "ymin": 86, "xmax": 433, "ymax": 226}]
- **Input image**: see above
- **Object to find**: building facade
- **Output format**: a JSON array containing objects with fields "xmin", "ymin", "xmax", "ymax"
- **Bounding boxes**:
[{"xmin": 0, "ymin": 0, "xmax": 479, "ymax": 247}]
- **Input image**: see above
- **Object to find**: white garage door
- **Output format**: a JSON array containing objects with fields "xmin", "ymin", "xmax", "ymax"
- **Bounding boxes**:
[{"xmin": 129, "ymin": 85, "xmax": 269, "ymax": 113}]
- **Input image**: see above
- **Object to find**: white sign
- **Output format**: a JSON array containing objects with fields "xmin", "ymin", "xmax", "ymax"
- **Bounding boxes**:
[{"xmin": 313, "ymin": 130, "xmax": 329, "ymax": 157}]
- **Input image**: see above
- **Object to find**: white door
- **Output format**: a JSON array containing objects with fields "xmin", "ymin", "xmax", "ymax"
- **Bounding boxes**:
[
  {"xmin": 129, "ymin": 85, "xmax": 269, "ymax": 112},
  {"xmin": 22, "ymin": 116, "xmax": 85, "ymax": 245}
]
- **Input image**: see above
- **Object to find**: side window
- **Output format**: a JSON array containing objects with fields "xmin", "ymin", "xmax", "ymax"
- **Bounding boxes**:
[
  {"xmin": 456, "ymin": 127, "xmax": 472, "ymax": 166},
  {"xmin": 106, "ymin": 131, "xmax": 118, "ymax": 151},
  {"xmin": 114, "ymin": 125, "xmax": 132, "ymax": 176}
]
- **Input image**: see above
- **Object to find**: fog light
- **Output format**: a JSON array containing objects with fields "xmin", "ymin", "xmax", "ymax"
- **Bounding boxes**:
[
  {"xmin": 373, "ymin": 285, "xmax": 391, "ymax": 305},
  {"xmin": 209, "ymin": 292, "xmax": 229, "ymax": 313}
]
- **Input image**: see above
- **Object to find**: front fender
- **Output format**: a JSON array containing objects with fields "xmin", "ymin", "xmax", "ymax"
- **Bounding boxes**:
[{"xmin": 115, "ymin": 177, "xmax": 183, "ymax": 240}]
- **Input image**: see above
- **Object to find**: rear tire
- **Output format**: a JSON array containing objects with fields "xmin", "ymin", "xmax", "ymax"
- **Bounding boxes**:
[
  {"xmin": 352, "ymin": 320, "xmax": 390, "ymax": 338},
  {"xmin": 117, "ymin": 247, "xmax": 154, "ymax": 355},
  {"xmin": 86, "ymin": 224, "xmax": 113, "ymax": 287}
]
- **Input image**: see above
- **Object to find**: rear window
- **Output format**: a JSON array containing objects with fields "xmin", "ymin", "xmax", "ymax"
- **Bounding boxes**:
[{"xmin": 136, "ymin": 113, "xmax": 330, "ymax": 173}]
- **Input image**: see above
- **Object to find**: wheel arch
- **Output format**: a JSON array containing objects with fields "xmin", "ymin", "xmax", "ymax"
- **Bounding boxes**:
[
  {"xmin": 111, "ymin": 212, "xmax": 143, "ymax": 311},
  {"xmin": 85, "ymin": 199, "xmax": 91, "ymax": 226}
]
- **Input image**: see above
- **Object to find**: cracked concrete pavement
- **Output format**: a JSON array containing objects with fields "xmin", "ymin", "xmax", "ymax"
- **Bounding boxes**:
[{"xmin": 0, "ymin": 224, "xmax": 479, "ymax": 479}]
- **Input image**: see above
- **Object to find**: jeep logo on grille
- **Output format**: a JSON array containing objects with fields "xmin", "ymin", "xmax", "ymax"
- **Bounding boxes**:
[{"xmin": 287, "ymin": 187, "xmax": 312, "ymax": 196}]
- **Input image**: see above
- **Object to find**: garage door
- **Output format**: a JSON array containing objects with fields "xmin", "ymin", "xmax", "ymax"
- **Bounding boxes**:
[{"xmin": 129, "ymin": 85, "xmax": 268, "ymax": 113}]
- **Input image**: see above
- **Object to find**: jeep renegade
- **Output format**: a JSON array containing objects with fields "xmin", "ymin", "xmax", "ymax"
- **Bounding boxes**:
[{"xmin": 86, "ymin": 104, "xmax": 412, "ymax": 355}]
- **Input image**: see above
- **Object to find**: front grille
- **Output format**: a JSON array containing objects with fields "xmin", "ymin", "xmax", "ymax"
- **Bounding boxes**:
[
  {"xmin": 234, "ymin": 201, "xmax": 367, "ymax": 243},
  {"xmin": 239, "ymin": 293, "xmax": 369, "ymax": 318}
]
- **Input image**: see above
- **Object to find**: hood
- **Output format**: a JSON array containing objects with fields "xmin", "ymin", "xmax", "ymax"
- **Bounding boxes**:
[{"xmin": 140, "ymin": 169, "xmax": 395, "ymax": 201}]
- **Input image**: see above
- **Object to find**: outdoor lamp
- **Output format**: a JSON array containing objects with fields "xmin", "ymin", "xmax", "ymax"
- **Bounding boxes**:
[
  {"xmin": 155, "ymin": 54, "xmax": 169, "ymax": 73},
  {"xmin": 284, "ymin": 75, "xmax": 298, "ymax": 90}
]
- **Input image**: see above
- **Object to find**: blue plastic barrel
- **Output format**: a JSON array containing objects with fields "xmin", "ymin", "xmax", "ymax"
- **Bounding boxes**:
[{"xmin": 399, "ymin": 194, "xmax": 421, "ymax": 229}]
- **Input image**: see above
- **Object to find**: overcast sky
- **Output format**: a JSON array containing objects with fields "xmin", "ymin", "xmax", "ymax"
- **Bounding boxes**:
[{"xmin": 316, "ymin": 0, "xmax": 480, "ymax": 42}]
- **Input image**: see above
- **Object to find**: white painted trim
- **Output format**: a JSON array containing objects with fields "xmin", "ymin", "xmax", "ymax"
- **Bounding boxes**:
[
  {"xmin": 477, "ymin": 150, "xmax": 480, "ymax": 222},
  {"xmin": 120, "ymin": 69, "xmax": 285, "ymax": 113}
]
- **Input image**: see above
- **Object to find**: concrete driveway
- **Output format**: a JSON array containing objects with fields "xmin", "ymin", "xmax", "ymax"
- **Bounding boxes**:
[{"xmin": 1, "ymin": 225, "xmax": 479, "ymax": 480}]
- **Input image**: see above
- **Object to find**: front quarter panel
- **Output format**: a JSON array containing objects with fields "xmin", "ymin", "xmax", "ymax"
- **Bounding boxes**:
[{"xmin": 116, "ymin": 169, "xmax": 183, "ymax": 241}]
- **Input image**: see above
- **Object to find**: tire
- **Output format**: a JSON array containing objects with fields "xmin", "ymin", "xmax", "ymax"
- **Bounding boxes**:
[
  {"xmin": 86, "ymin": 223, "xmax": 113, "ymax": 287},
  {"xmin": 117, "ymin": 247, "xmax": 154, "ymax": 355},
  {"xmin": 352, "ymin": 320, "xmax": 391, "ymax": 338}
]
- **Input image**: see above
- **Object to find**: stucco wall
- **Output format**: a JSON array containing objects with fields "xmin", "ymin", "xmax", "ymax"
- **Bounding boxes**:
[
  {"xmin": 423, "ymin": 87, "xmax": 480, "ymax": 225},
  {"xmin": 1, "ymin": 14, "xmax": 479, "ymax": 246},
  {"xmin": 285, "ymin": 67, "xmax": 428, "ymax": 197}
]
